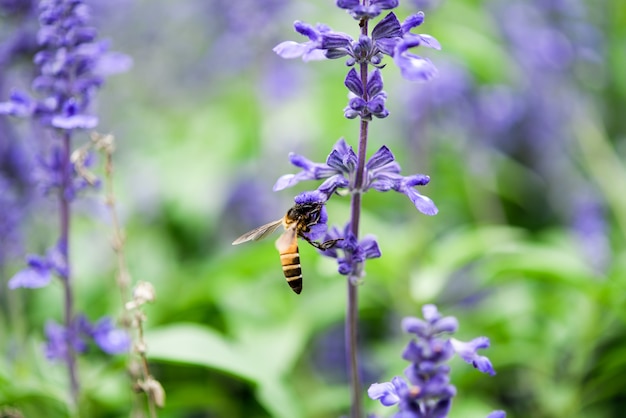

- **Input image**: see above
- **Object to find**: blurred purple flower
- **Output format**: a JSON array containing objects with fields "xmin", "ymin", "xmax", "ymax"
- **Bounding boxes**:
[
  {"xmin": 90, "ymin": 316, "xmax": 131, "ymax": 355},
  {"xmin": 0, "ymin": 0, "xmax": 131, "ymax": 128},
  {"xmin": 44, "ymin": 319, "xmax": 87, "ymax": 361},
  {"xmin": 369, "ymin": 304, "xmax": 500, "ymax": 417},
  {"xmin": 44, "ymin": 315, "xmax": 129, "ymax": 360},
  {"xmin": 8, "ymin": 241, "xmax": 69, "ymax": 288},
  {"xmin": 450, "ymin": 337, "xmax": 495, "ymax": 376}
]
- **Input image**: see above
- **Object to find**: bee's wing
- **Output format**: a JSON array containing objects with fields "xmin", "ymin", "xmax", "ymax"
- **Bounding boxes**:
[
  {"xmin": 275, "ymin": 223, "xmax": 298, "ymax": 253},
  {"xmin": 232, "ymin": 219, "xmax": 283, "ymax": 245}
]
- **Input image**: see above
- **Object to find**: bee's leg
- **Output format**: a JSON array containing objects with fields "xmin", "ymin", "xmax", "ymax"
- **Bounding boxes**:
[
  {"xmin": 301, "ymin": 235, "xmax": 343, "ymax": 251},
  {"xmin": 319, "ymin": 238, "xmax": 343, "ymax": 250}
]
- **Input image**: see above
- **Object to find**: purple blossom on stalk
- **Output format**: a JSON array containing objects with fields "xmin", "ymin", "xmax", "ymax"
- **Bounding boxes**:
[
  {"xmin": 274, "ymin": 11, "xmax": 439, "ymax": 82},
  {"xmin": 8, "ymin": 242, "xmax": 68, "ymax": 288},
  {"xmin": 344, "ymin": 68, "xmax": 389, "ymax": 120},
  {"xmin": 1, "ymin": 0, "xmax": 130, "ymax": 404},
  {"xmin": 274, "ymin": 138, "xmax": 437, "ymax": 215},
  {"xmin": 0, "ymin": 0, "xmax": 131, "ymax": 127},
  {"xmin": 90, "ymin": 316, "xmax": 131, "ymax": 355},
  {"xmin": 271, "ymin": 3, "xmax": 441, "ymax": 417},
  {"xmin": 321, "ymin": 222, "xmax": 381, "ymax": 279},
  {"xmin": 336, "ymin": 0, "xmax": 399, "ymax": 20},
  {"xmin": 44, "ymin": 315, "xmax": 130, "ymax": 360},
  {"xmin": 368, "ymin": 304, "xmax": 502, "ymax": 418}
]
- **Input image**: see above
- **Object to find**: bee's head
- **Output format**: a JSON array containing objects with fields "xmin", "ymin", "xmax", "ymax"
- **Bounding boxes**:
[
  {"xmin": 290, "ymin": 191, "xmax": 329, "ymax": 239},
  {"xmin": 289, "ymin": 201, "xmax": 324, "ymax": 222}
]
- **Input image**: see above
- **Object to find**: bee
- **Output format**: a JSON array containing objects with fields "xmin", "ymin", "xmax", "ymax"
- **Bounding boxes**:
[{"xmin": 232, "ymin": 201, "xmax": 340, "ymax": 294}]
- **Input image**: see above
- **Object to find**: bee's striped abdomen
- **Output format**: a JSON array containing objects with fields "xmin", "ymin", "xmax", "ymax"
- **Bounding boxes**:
[{"xmin": 280, "ymin": 247, "xmax": 302, "ymax": 294}]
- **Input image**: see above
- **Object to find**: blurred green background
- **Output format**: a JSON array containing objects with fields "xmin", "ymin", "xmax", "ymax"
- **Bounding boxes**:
[{"xmin": 1, "ymin": 0, "xmax": 626, "ymax": 417}]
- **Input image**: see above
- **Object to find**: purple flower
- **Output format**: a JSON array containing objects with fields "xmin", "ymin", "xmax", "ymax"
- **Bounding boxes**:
[
  {"xmin": 368, "ymin": 376, "xmax": 406, "ymax": 406},
  {"xmin": 393, "ymin": 38, "xmax": 438, "ymax": 82},
  {"xmin": 44, "ymin": 319, "xmax": 87, "ymax": 361},
  {"xmin": 90, "ymin": 317, "xmax": 131, "ymax": 355},
  {"xmin": 44, "ymin": 315, "xmax": 129, "ymax": 360},
  {"xmin": 344, "ymin": 68, "xmax": 389, "ymax": 120},
  {"xmin": 273, "ymin": 138, "xmax": 355, "ymax": 195},
  {"xmin": 0, "ymin": 0, "xmax": 130, "ymax": 128},
  {"xmin": 274, "ymin": 139, "xmax": 436, "ymax": 215},
  {"xmin": 8, "ymin": 242, "xmax": 68, "ymax": 288},
  {"xmin": 368, "ymin": 305, "xmax": 500, "ymax": 417},
  {"xmin": 364, "ymin": 145, "xmax": 438, "ymax": 215},
  {"xmin": 273, "ymin": 21, "xmax": 333, "ymax": 61},
  {"xmin": 321, "ymin": 222, "xmax": 381, "ymax": 278},
  {"xmin": 450, "ymin": 337, "xmax": 496, "ymax": 376},
  {"xmin": 336, "ymin": 0, "xmax": 399, "ymax": 20},
  {"xmin": 374, "ymin": 12, "xmax": 441, "ymax": 81}
]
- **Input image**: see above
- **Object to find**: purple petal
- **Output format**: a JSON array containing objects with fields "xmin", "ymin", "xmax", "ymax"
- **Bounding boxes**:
[
  {"xmin": 294, "ymin": 190, "xmax": 327, "ymax": 205},
  {"xmin": 422, "ymin": 304, "xmax": 441, "ymax": 322},
  {"xmin": 417, "ymin": 34, "xmax": 442, "ymax": 50},
  {"xmin": 366, "ymin": 69, "xmax": 384, "ymax": 97},
  {"xmin": 451, "ymin": 337, "xmax": 496, "ymax": 376},
  {"xmin": 403, "ymin": 187, "xmax": 438, "ymax": 215},
  {"xmin": 368, "ymin": 379, "xmax": 402, "ymax": 406},
  {"xmin": 432, "ymin": 316, "xmax": 459, "ymax": 334},
  {"xmin": 321, "ymin": 32, "xmax": 353, "ymax": 49},
  {"xmin": 318, "ymin": 174, "xmax": 349, "ymax": 197},
  {"xmin": 401, "ymin": 12, "xmax": 425, "ymax": 33},
  {"xmin": 294, "ymin": 21, "xmax": 322, "ymax": 41},
  {"xmin": 94, "ymin": 51, "xmax": 132, "ymax": 76},
  {"xmin": 430, "ymin": 398, "xmax": 453, "ymax": 418},
  {"xmin": 371, "ymin": 0, "xmax": 399, "ymax": 8},
  {"xmin": 51, "ymin": 114, "xmax": 98, "ymax": 129},
  {"xmin": 92, "ymin": 317, "xmax": 131, "ymax": 354},
  {"xmin": 394, "ymin": 50, "xmax": 438, "ymax": 82},
  {"xmin": 372, "ymin": 12, "xmax": 402, "ymax": 41},
  {"xmin": 360, "ymin": 235, "xmax": 381, "ymax": 259},
  {"xmin": 273, "ymin": 41, "xmax": 311, "ymax": 59},
  {"xmin": 8, "ymin": 266, "xmax": 52, "ymax": 289},
  {"xmin": 344, "ymin": 68, "xmax": 364, "ymax": 96},
  {"xmin": 486, "ymin": 411, "xmax": 506, "ymax": 418},
  {"xmin": 273, "ymin": 174, "xmax": 298, "ymax": 191},
  {"xmin": 401, "ymin": 316, "xmax": 429, "ymax": 337},
  {"xmin": 366, "ymin": 146, "xmax": 395, "ymax": 170},
  {"xmin": 337, "ymin": 0, "xmax": 360, "ymax": 8},
  {"xmin": 403, "ymin": 174, "xmax": 431, "ymax": 187}
]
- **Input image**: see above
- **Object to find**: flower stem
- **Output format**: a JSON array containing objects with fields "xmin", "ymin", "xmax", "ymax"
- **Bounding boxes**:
[
  {"xmin": 60, "ymin": 131, "xmax": 79, "ymax": 408},
  {"xmin": 346, "ymin": 17, "xmax": 371, "ymax": 411}
]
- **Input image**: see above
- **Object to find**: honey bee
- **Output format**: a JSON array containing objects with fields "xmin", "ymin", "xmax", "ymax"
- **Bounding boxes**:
[{"xmin": 232, "ymin": 201, "xmax": 340, "ymax": 294}]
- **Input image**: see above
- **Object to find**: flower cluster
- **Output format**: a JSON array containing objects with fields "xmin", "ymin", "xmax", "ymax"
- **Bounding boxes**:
[
  {"xmin": 44, "ymin": 315, "xmax": 130, "ymax": 360},
  {"xmin": 269, "ymin": 3, "xmax": 493, "ymax": 417},
  {"xmin": 322, "ymin": 222, "xmax": 381, "ymax": 279},
  {"xmin": 1, "ymin": 0, "xmax": 131, "ymax": 389},
  {"xmin": 0, "ymin": 0, "xmax": 130, "ymax": 128},
  {"xmin": 368, "ymin": 305, "xmax": 503, "ymax": 418},
  {"xmin": 274, "ymin": 10, "xmax": 440, "ymax": 82},
  {"xmin": 274, "ymin": 138, "xmax": 437, "ymax": 216},
  {"xmin": 344, "ymin": 68, "xmax": 389, "ymax": 120}
]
